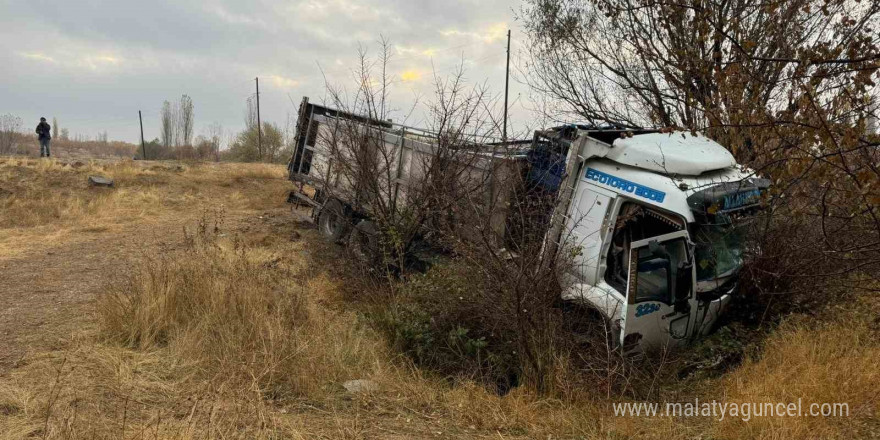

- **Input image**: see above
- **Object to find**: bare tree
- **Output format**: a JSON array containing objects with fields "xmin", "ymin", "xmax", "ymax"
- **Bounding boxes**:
[
  {"xmin": 320, "ymin": 38, "xmax": 506, "ymax": 272},
  {"xmin": 522, "ymin": 0, "xmax": 880, "ymax": 303},
  {"xmin": 0, "ymin": 114, "xmax": 22, "ymax": 155},
  {"xmin": 522, "ymin": 0, "xmax": 878, "ymax": 133},
  {"xmin": 206, "ymin": 122, "xmax": 223, "ymax": 162},
  {"xmin": 52, "ymin": 117, "xmax": 58, "ymax": 140},
  {"xmin": 179, "ymin": 95, "xmax": 194, "ymax": 146},
  {"xmin": 160, "ymin": 100, "xmax": 174, "ymax": 148},
  {"xmin": 245, "ymin": 97, "xmax": 258, "ymax": 130}
]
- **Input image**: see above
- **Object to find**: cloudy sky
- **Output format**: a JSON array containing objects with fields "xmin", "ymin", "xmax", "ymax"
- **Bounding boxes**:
[{"xmin": 0, "ymin": 0, "xmax": 534, "ymax": 145}]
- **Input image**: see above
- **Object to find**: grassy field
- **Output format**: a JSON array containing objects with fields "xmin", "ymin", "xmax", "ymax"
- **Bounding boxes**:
[{"xmin": 0, "ymin": 157, "xmax": 876, "ymax": 439}]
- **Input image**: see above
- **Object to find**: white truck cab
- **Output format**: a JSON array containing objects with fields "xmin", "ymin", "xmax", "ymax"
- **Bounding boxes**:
[{"xmin": 553, "ymin": 130, "xmax": 768, "ymax": 352}]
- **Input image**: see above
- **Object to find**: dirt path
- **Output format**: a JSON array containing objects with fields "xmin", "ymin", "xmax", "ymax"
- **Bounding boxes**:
[{"xmin": 0, "ymin": 212, "xmax": 267, "ymax": 374}]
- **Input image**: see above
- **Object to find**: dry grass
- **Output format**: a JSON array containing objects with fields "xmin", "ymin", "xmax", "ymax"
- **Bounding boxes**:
[
  {"xmin": 710, "ymin": 299, "xmax": 880, "ymax": 439},
  {"xmin": 6, "ymin": 132, "xmax": 137, "ymax": 159},
  {"xmin": 99, "ymin": 231, "xmax": 385, "ymax": 401},
  {"xmin": 606, "ymin": 303, "xmax": 880, "ymax": 440},
  {"xmin": 0, "ymin": 157, "xmax": 876, "ymax": 439},
  {"xmin": 0, "ymin": 158, "xmax": 287, "ymax": 257}
]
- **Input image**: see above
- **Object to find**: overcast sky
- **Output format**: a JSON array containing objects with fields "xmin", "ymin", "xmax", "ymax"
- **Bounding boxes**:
[{"xmin": 0, "ymin": 0, "xmax": 535, "ymax": 145}]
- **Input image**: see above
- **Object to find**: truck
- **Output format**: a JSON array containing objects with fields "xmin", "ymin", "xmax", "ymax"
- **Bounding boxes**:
[{"xmin": 287, "ymin": 97, "xmax": 769, "ymax": 353}]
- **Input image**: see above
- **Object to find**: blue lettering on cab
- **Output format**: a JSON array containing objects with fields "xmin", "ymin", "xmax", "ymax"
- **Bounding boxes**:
[{"xmin": 586, "ymin": 168, "xmax": 667, "ymax": 203}]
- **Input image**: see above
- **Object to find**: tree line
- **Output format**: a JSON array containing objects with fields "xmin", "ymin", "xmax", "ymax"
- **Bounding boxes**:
[{"xmin": 141, "ymin": 94, "xmax": 293, "ymax": 163}]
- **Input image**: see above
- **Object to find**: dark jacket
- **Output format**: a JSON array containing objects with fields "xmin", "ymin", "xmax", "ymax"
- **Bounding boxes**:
[{"xmin": 36, "ymin": 122, "xmax": 51, "ymax": 140}]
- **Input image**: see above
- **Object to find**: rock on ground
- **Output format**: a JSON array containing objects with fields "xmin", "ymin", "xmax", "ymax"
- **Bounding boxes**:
[
  {"xmin": 88, "ymin": 175, "xmax": 114, "ymax": 187},
  {"xmin": 342, "ymin": 379, "xmax": 378, "ymax": 393}
]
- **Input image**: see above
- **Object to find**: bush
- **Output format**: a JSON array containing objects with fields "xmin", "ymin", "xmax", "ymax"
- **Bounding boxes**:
[{"xmin": 372, "ymin": 260, "xmax": 520, "ymax": 392}]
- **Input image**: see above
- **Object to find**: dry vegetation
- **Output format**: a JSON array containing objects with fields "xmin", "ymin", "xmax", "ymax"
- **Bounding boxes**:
[
  {"xmin": 0, "ymin": 157, "xmax": 876, "ymax": 439},
  {"xmin": 3, "ymin": 132, "xmax": 137, "ymax": 160},
  {"xmin": 0, "ymin": 157, "xmax": 283, "ymax": 257}
]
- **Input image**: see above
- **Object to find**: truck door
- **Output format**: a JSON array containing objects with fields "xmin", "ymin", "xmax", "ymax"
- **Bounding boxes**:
[{"xmin": 621, "ymin": 230, "xmax": 697, "ymax": 352}]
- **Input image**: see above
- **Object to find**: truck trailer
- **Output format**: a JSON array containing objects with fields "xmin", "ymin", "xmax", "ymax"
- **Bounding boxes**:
[{"xmin": 287, "ymin": 97, "xmax": 768, "ymax": 353}]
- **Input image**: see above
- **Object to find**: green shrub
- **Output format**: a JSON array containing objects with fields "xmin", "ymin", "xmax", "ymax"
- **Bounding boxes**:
[{"xmin": 371, "ymin": 260, "xmax": 520, "ymax": 391}]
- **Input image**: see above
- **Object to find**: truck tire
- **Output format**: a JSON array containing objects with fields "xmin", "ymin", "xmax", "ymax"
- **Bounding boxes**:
[
  {"xmin": 318, "ymin": 198, "xmax": 350, "ymax": 243},
  {"xmin": 561, "ymin": 301, "xmax": 617, "ymax": 350},
  {"xmin": 348, "ymin": 220, "xmax": 380, "ymax": 265}
]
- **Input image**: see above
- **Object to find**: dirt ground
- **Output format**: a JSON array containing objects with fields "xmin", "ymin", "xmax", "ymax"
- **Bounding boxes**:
[
  {"xmin": 0, "ymin": 158, "xmax": 297, "ymax": 374},
  {"xmin": 0, "ymin": 212, "xmax": 298, "ymax": 373}
]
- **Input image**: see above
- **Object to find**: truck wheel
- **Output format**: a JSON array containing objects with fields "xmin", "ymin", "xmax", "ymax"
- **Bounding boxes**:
[
  {"xmin": 561, "ymin": 301, "xmax": 616, "ymax": 349},
  {"xmin": 318, "ymin": 198, "xmax": 350, "ymax": 243},
  {"xmin": 348, "ymin": 220, "xmax": 380, "ymax": 265}
]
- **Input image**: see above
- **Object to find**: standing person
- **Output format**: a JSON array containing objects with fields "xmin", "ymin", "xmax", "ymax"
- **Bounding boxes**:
[{"xmin": 35, "ymin": 117, "xmax": 51, "ymax": 158}]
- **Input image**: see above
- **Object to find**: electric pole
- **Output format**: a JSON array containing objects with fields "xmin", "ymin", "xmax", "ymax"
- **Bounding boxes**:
[
  {"xmin": 502, "ymin": 30, "xmax": 511, "ymax": 145},
  {"xmin": 138, "ymin": 110, "xmax": 146, "ymax": 160},
  {"xmin": 256, "ymin": 77, "xmax": 262, "ymax": 160}
]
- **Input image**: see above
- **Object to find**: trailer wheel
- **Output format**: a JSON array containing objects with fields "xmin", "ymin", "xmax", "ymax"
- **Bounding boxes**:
[
  {"xmin": 348, "ymin": 220, "xmax": 380, "ymax": 265},
  {"xmin": 318, "ymin": 198, "xmax": 350, "ymax": 243}
]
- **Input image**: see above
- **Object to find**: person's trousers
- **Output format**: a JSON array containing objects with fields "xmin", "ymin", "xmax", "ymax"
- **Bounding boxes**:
[{"xmin": 39, "ymin": 138, "xmax": 51, "ymax": 157}]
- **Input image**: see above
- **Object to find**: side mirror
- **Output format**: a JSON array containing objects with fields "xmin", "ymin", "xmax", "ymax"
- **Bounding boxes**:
[{"xmin": 674, "ymin": 260, "xmax": 693, "ymax": 305}]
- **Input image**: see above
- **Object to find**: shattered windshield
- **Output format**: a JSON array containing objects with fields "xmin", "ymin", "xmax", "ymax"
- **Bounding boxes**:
[{"xmin": 692, "ymin": 215, "xmax": 745, "ymax": 281}]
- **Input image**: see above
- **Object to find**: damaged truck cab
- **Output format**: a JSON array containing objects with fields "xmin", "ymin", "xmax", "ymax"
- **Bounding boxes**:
[
  {"xmin": 550, "ymin": 129, "xmax": 768, "ymax": 352},
  {"xmin": 287, "ymin": 97, "xmax": 768, "ymax": 354}
]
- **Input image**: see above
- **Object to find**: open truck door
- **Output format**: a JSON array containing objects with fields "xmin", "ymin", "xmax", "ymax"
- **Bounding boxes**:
[{"xmin": 621, "ymin": 230, "xmax": 697, "ymax": 353}]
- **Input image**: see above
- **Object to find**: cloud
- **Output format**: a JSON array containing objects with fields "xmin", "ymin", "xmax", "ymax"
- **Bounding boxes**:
[
  {"xmin": 208, "ymin": 4, "xmax": 270, "ymax": 28},
  {"xmin": 0, "ymin": 0, "xmax": 527, "ymax": 143},
  {"xmin": 78, "ymin": 54, "xmax": 124, "ymax": 71},
  {"xmin": 18, "ymin": 52, "xmax": 56, "ymax": 63},
  {"xmin": 441, "ymin": 22, "xmax": 509, "ymax": 43},
  {"xmin": 268, "ymin": 74, "xmax": 300, "ymax": 89},
  {"xmin": 400, "ymin": 69, "xmax": 422, "ymax": 82}
]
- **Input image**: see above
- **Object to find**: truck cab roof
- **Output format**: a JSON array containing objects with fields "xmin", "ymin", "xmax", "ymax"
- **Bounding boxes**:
[
  {"xmin": 539, "ymin": 127, "xmax": 738, "ymax": 176},
  {"xmin": 606, "ymin": 132, "xmax": 737, "ymax": 176}
]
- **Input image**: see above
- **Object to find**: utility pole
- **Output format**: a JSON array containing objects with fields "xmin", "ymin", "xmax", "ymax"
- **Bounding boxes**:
[
  {"xmin": 255, "ymin": 77, "xmax": 262, "ymax": 160},
  {"xmin": 138, "ymin": 110, "xmax": 146, "ymax": 160},
  {"xmin": 502, "ymin": 29, "xmax": 511, "ymax": 145}
]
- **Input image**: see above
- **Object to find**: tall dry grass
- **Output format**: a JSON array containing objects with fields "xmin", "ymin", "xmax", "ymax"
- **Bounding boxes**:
[
  {"xmin": 99, "ymin": 231, "xmax": 383, "ymax": 400},
  {"xmin": 0, "ymin": 225, "xmax": 388, "ymax": 438},
  {"xmin": 709, "ymin": 296, "xmax": 880, "ymax": 439}
]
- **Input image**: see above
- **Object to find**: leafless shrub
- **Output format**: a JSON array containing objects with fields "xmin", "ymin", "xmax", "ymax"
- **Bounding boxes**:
[
  {"xmin": 0, "ymin": 114, "xmax": 23, "ymax": 155},
  {"xmin": 319, "ymin": 38, "xmax": 503, "ymax": 278}
]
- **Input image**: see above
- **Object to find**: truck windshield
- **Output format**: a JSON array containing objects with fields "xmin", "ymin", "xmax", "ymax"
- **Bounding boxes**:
[{"xmin": 692, "ymin": 216, "xmax": 744, "ymax": 281}]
